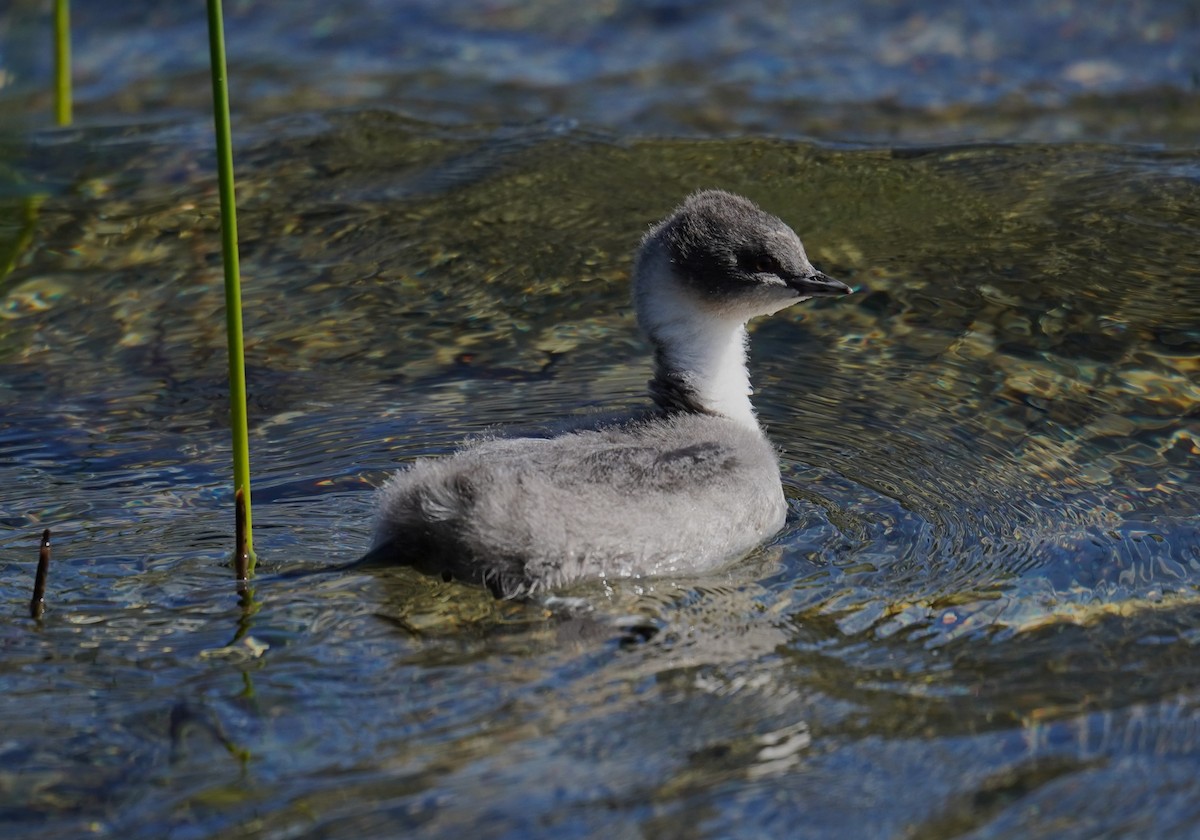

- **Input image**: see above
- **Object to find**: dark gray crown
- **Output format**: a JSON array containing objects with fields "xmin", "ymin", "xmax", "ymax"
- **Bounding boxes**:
[{"xmin": 644, "ymin": 190, "xmax": 847, "ymax": 303}]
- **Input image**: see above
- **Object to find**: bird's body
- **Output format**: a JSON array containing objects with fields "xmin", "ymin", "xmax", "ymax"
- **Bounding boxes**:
[
  {"xmin": 374, "ymin": 412, "xmax": 785, "ymax": 597},
  {"xmin": 369, "ymin": 190, "xmax": 850, "ymax": 597}
]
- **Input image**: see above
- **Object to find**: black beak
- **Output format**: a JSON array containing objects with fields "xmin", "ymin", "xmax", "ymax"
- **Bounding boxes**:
[{"xmin": 787, "ymin": 270, "xmax": 852, "ymax": 297}]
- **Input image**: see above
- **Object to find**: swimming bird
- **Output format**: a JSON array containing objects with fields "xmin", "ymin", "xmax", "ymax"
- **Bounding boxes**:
[{"xmin": 368, "ymin": 189, "xmax": 851, "ymax": 597}]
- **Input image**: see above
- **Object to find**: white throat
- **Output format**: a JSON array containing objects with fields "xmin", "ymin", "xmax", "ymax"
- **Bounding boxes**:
[{"xmin": 635, "ymin": 251, "xmax": 760, "ymax": 430}]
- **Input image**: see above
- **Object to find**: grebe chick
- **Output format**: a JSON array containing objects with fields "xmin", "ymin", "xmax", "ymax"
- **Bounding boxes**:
[{"xmin": 368, "ymin": 189, "xmax": 851, "ymax": 597}]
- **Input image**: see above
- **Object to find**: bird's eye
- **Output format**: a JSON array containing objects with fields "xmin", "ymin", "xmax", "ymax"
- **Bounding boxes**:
[{"xmin": 752, "ymin": 255, "xmax": 779, "ymax": 274}]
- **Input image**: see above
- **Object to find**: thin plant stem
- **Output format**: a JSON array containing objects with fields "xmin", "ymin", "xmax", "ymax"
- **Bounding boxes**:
[
  {"xmin": 206, "ymin": 0, "xmax": 256, "ymax": 572},
  {"xmin": 234, "ymin": 487, "xmax": 249, "ymax": 584},
  {"xmin": 30, "ymin": 529, "xmax": 51, "ymax": 620},
  {"xmin": 0, "ymin": 194, "xmax": 44, "ymax": 288},
  {"xmin": 53, "ymin": 0, "xmax": 71, "ymax": 125}
]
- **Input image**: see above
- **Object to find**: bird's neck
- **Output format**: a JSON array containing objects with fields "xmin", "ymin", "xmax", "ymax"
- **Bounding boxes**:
[
  {"xmin": 650, "ymin": 318, "xmax": 757, "ymax": 429},
  {"xmin": 636, "ymin": 255, "xmax": 760, "ymax": 430}
]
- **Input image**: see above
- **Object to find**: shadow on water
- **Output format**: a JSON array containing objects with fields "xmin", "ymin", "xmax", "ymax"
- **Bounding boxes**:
[{"xmin": 1, "ymin": 115, "xmax": 1199, "ymax": 837}]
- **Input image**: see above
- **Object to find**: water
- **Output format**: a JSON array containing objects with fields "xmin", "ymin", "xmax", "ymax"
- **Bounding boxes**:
[{"xmin": 2, "ymin": 2, "xmax": 1200, "ymax": 838}]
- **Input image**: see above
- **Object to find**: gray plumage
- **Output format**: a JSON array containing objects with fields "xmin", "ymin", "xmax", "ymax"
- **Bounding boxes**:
[{"xmin": 369, "ymin": 189, "xmax": 851, "ymax": 597}]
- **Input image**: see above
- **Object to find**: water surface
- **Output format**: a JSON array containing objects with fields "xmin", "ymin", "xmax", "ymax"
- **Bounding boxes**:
[
  {"xmin": 1, "ymin": 115, "xmax": 1198, "ymax": 838},
  {"xmin": 2, "ymin": 1, "xmax": 1200, "ymax": 837}
]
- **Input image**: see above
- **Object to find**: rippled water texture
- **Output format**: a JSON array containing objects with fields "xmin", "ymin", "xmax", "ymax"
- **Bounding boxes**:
[
  {"xmin": 3, "ymin": 0, "xmax": 1200, "ymax": 145},
  {"xmin": 2, "ymin": 2, "xmax": 1200, "ymax": 838},
  {"xmin": 2, "ymin": 114, "xmax": 1198, "ymax": 839}
]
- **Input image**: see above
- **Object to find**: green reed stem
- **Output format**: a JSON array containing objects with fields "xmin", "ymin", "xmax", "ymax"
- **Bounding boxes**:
[
  {"xmin": 53, "ymin": 0, "xmax": 71, "ymax": 125},
  {"xmin": 206, "ymin": 0, "xmax": 256, "ymax": 571},
  {"xmin": 0, "ymin": 194, "xmax": 44, "ymax": 289}
]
